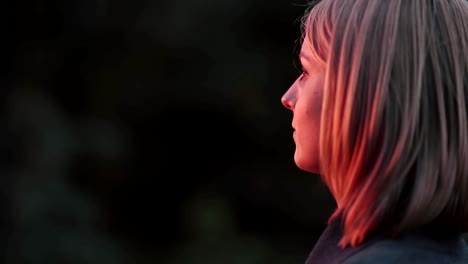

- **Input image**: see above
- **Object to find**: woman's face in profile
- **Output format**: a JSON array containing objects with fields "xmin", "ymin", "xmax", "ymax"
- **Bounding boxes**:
[{"xmin": 282, "ymin": 36, "xmax": 325, "ymax": 173}]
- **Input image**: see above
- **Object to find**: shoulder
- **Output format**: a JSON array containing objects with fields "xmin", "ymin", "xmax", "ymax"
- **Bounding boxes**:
[{"xmin": 342, "ymin": 236, "xmax": 468, "ymax": 264}]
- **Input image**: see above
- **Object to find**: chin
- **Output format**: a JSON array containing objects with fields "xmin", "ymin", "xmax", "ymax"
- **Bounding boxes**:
[{"xmin": 294, "ymin": 154, "xmax": 320, "ymax": 173}]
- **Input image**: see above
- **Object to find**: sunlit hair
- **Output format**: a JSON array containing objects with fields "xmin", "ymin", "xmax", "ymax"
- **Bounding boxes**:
[{"xmin": 302, "ymin": 0, "xmax": 468, "ymax": 248}]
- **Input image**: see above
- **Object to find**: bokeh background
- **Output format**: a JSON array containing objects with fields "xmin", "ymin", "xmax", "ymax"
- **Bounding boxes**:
[{"xmin": 5, "ymin": 0, "xmax": 339, "ymax": 263}]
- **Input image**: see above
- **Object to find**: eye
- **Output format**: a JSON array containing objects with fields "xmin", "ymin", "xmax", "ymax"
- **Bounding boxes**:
[
  {"xmin": 299, "ymin": 67, "xmax": 308, "ymax": 80},
  {"xmin": 293, "ymin": 58, "xmax": 309, "ymax": 81}
]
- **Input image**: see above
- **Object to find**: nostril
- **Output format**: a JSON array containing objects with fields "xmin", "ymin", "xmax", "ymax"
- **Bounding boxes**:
[{"xmin": 281, "ymin": 96, "xmax": 293, "ymax": 110}]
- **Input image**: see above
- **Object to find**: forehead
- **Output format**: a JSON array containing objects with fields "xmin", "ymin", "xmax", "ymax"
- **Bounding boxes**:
[{"xmin": 300, "ymin": 35, "xmax": 313, "ymax": 60}]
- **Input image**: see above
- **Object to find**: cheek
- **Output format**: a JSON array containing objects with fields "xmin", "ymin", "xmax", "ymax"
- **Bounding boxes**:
[
  {"xmin": 294, "ymin": 108, "xmax": 321, "ymax": 173},
  {"xmin": 308, "ymin": 91, "xmax": 324, "ymax": 117},
  {"xmin": 300, "ymin": 98, "xmax": 322, "ymax": 130}
]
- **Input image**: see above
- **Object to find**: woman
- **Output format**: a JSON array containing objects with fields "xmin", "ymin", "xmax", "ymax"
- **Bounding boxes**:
[{"xmin": 281, "ymin": 0, "xmax": 468, "ymax": 263}]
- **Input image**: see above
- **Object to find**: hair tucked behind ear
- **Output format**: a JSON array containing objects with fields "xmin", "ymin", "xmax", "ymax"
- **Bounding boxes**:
[{"xmin": 304, "ymin": 0, "xmax": 468, "ymax": 248}]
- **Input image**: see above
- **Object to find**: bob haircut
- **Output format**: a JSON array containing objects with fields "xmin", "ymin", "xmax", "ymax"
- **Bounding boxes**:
[{"xmin": 302, "ymin": 0, "xmax": 468, "ymax": 248}]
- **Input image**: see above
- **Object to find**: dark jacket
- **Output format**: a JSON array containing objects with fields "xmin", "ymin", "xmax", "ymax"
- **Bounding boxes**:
[{"xmin": 305, "ymin": 215, "xmax": 468, "ymax": 264}]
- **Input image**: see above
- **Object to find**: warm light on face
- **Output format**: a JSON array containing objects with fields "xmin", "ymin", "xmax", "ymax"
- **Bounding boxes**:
[{"xmin": 282, "ymin": 35, "xmax": 326, "ymax": 174}]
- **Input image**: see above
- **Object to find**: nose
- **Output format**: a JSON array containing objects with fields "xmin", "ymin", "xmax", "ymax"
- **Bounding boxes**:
[{"xmin": 281, "ymin": 87, "xmax": 296, "ymax": 111}]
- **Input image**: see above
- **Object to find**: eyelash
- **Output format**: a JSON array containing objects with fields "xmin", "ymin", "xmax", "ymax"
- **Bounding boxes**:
[
  {"xmin": 299, "ymin": 67, "xmax": 308, "ymax": 80},
  {"xmin": 293, "ymin": 59, "xmax": 308, "ymax": 80}
]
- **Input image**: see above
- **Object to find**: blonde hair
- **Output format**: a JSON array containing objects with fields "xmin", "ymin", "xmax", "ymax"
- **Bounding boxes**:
[{"xmin": 303, "ymin": 0, "xmax": 468, "ymax": 248}]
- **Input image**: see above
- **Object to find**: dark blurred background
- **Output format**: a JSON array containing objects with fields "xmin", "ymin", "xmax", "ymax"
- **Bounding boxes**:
[{"xmin": 4, "ymin": 0, "xmax": 337, "ymax": 263}]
